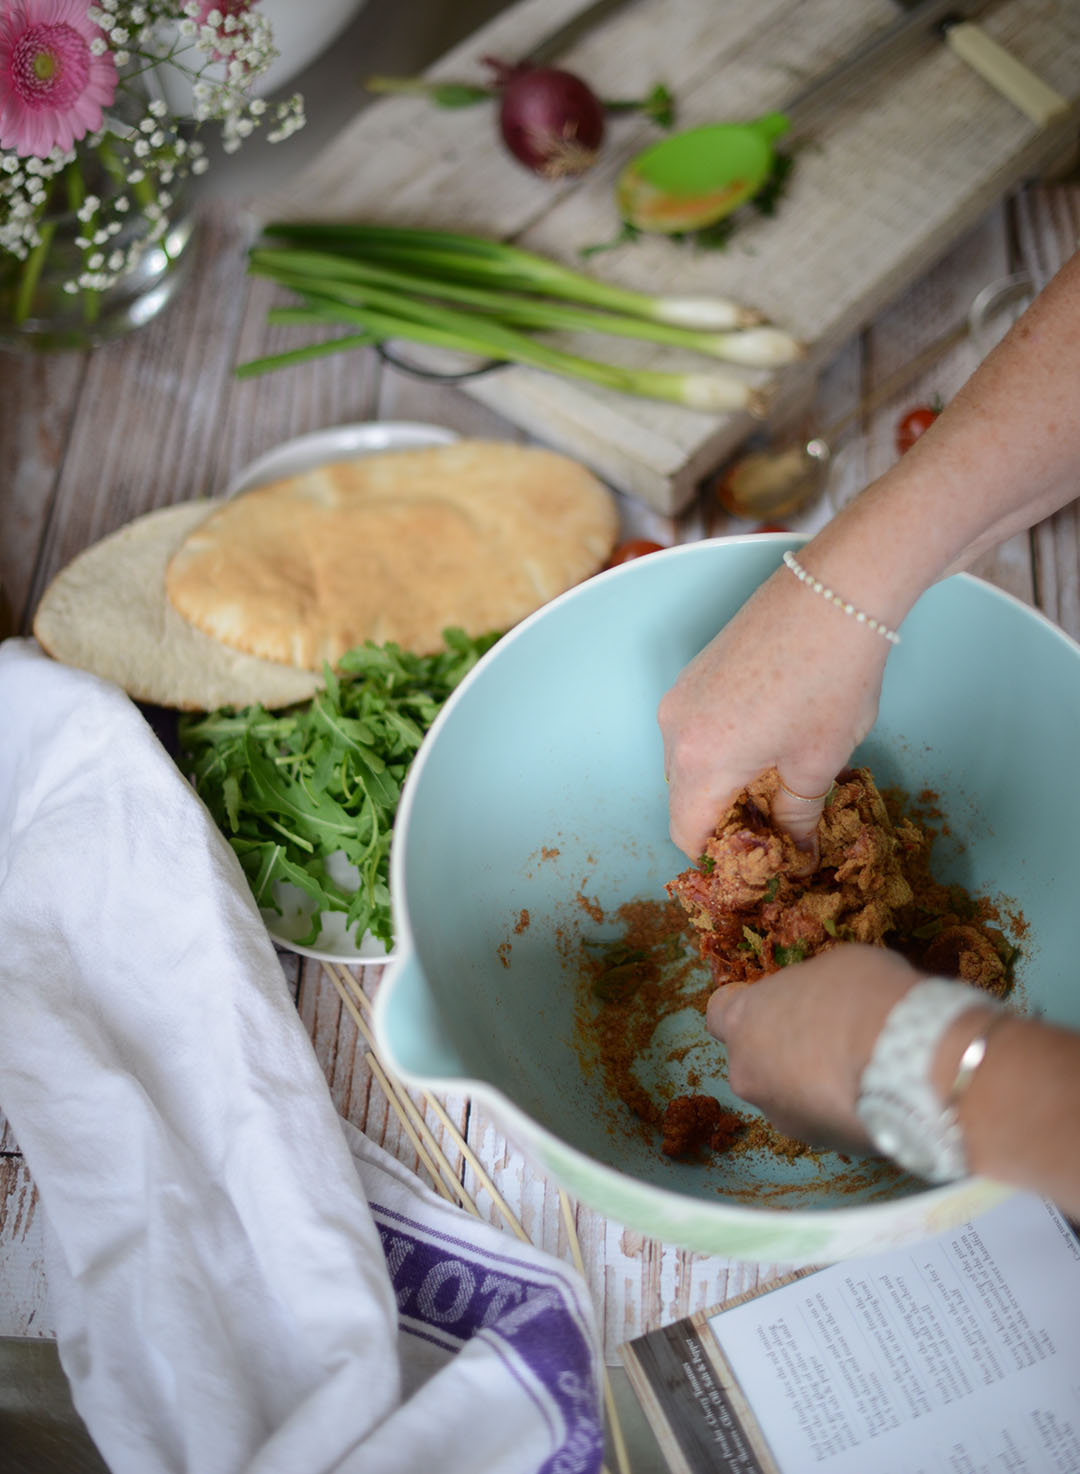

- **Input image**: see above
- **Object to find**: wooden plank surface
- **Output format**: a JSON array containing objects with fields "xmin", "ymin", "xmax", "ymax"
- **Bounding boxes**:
[
  {"xmin": 0, "ymin": 1159, "xmax": 49, "ymax": 1339},
  {"xmin": 3, "ymin": 178, "xmax": 1078, "ymax": 1380},
  {"xmin": 263, "ymin": 0, "xmax": 1080, "ymax": 512}
]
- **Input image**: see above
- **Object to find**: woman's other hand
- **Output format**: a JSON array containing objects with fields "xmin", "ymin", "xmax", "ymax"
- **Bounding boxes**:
[{"xmin": 705, "ymin": 945, "xmax": 920, "ymax": 1148}]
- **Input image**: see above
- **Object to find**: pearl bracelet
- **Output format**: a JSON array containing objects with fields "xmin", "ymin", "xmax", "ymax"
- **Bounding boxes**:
[{"xmin": 782, "ymin": 550, "xmax": 901, "ymax": 646}]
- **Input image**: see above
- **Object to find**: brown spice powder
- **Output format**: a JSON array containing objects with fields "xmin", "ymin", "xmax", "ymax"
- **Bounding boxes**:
[{"xmin": 575, "ymin": 889, "xmax": 605, "ymax": 924}]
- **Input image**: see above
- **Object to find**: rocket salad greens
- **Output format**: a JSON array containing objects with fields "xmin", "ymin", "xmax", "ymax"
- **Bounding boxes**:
[{"xmin": 179, "ymin": 628, "xmax": 499, "ymax": 951}]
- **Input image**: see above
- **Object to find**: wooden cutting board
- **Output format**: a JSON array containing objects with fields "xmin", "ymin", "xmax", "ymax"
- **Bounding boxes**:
[{"xmin": 262, "ymin": 0, "xmax": 1080, "ymax": 513}]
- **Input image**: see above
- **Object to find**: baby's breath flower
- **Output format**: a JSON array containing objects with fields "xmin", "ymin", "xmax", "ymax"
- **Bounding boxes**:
[{"xmin": 1, "ymin": 1, "xmax": 304, "ymax": 312}]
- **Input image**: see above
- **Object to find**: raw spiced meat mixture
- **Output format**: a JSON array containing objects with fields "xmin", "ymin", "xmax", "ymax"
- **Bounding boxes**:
[{"xmin": 578, "ymin": 767, "xmax": 1020, "ymax": 1164}]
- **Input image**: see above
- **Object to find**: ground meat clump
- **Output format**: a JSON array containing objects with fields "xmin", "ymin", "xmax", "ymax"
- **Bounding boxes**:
[
  {"xmin": 661, "ymin": 1094, "xmax": 745, "ymax": 1158},
  {"xmin": 919, "ymin": 925, "xmax": 1004, "ymax": 988},
  {"xmin": 667, "ymin": 766, "xmax": 1013, "ymax": 997}
]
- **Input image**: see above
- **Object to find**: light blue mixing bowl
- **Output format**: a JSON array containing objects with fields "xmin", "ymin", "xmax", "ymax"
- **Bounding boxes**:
[{"xmin": 373, "ymin": 536, "xmax": 1080, "ymax": 1262}]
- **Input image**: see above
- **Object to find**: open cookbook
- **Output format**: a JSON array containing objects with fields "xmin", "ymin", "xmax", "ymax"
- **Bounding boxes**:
[{"xmin": 621, "ymin": 1193, "xmax": 1080, "ymax": 1474}]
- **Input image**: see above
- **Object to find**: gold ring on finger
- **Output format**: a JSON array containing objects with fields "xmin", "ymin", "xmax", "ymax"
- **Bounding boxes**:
[{"xmin": 777, "ymin": 775, "xmax": 833, "ymax": 804}]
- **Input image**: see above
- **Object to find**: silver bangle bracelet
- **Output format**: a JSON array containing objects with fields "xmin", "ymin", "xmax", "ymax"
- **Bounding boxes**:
[{"xmin": 946, "ymin": 1009, "xmax": 1012, "ymax": 1112}]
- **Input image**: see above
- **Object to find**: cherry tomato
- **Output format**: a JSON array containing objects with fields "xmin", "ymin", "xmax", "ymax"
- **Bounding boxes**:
[
  {"xmin": 895, "ymin": 404, "xmax": 940, "ymax": 455},
  {"xmin": 751, "ymin": 522, "xmax": 790, "ymax": 534},
  {"xmin": 605, "ymin": 538, "xmax": 666, "ymax": 567}
]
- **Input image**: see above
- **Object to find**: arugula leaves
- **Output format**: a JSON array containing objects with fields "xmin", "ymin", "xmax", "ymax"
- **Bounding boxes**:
[{"xmin": 179, "ymin": 627, "xmax": 499, "ymax": 949}]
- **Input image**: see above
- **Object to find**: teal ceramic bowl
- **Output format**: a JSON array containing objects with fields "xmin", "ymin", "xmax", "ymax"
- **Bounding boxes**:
[{"xmin": 374, "ymin": 536, "xmax": 1080, "ymax": 1262}]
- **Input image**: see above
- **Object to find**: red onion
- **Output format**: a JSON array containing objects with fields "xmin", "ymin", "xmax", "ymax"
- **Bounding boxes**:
[{"xmin": 487, "ymin": 61, "xmax": 606, "ymax": 179}]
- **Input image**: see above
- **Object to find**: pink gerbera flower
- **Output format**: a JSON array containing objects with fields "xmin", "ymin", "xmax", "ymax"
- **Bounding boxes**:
[{"xmin": 0, "ymin": 0, "xmax": 117, "ymax": 159}]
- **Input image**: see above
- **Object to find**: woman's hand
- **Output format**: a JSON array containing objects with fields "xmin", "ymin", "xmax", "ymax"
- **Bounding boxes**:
[
  {"xmin": 657, "ymin": 565, "xmax": 891, "ymax": 861},
  {"xmin": 705, "ymin": 945, "xmax": 921, "ymax": 1148}
]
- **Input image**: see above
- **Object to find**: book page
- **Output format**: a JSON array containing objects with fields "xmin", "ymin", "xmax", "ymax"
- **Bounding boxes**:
[{"xmin": 706, "ymin": 1194, "xmax": 1080, "ymax": 1473}]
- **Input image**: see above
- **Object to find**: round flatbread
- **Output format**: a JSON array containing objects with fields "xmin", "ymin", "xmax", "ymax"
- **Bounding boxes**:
[
  {"xmin": 32, "ymin": 502, "xmax": 323, "ymax": 711},
  {"xmin": 163, "ymin": 440, "xmax": 619, "ymax": 670}
]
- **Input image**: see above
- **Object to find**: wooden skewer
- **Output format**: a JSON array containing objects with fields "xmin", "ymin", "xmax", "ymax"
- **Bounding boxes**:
[
  {"xmin": 325, "ymin": 963, "xmax": 477, "ymax": 1211},
  {"xmin": 560, "ymin": 1190, "xmax": 633, "ymax": 1474},
  {"xmin": 399, "ymin": 1071, "xmax": 530, "ymax": 1244},
  {"xmin": 327, "ymin": 962, "xmax": 529, "ymax": 1241},
  {"xmin": 364, "ymin": 1049, "xmax": 470, "ymax": 1208},
  {"xmin": 323, "ymin": 961, "xmax": 629, "ymax": 1473}
]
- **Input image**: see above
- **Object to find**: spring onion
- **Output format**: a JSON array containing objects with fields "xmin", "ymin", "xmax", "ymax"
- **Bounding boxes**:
[
  {"xmin": 243, "ymin": 258, "xmax": 771, "ymax": 414},
  {"xmin": 260, "ymin": 221, "xmax": 769, "ymax": 331},
  {"xmin": 242, "ymin": 223, "xmax": 804, "ymax": 413},
  {"xmin": 246, "ymin": 247, "xmax": 803, "ymax": 367}
]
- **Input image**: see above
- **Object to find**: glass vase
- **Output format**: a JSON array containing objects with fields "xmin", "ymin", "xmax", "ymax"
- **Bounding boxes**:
[{"xmin": 0, "ymin": 174, "xmax": 196, "ymax": 352}]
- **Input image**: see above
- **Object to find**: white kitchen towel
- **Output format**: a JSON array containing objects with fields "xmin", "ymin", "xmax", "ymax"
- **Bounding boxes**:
[{"xmin": 0, "ymin": 638, "xmax": 604, "ymax": 1474}]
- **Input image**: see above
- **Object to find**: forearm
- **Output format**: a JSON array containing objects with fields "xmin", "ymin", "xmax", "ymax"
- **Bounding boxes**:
[
  {"xmin": 794, "ymin": 249, "xmax": 1080, "ymax": 629},
  {"xmin": 932, "ymin": 1008, "xmax": 1080, "ymax": 1218}
]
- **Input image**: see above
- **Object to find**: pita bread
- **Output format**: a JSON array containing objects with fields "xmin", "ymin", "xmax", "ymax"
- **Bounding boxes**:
[
  {"xmin": 33, "ymin": 502, "xmax": 323, "ymax": 711},
  {"xmin": 164, "ymin": 440, "xmax": 618, "ymax": 670}
]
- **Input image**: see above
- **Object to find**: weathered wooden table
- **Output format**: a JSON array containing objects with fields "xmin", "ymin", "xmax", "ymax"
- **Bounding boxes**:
[{"xmin": 1, "ymin": 80, "xmax": 1078, "ymax": 1473}]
